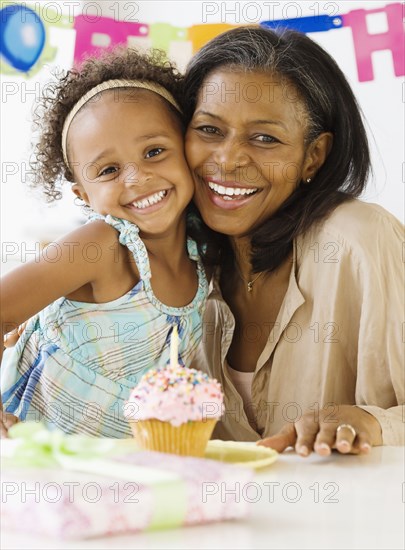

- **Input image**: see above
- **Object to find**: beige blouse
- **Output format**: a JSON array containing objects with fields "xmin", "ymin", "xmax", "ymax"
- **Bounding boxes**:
[{"xmin": 192, "ymin": 199, "xmax": 404, "ymax": 445}]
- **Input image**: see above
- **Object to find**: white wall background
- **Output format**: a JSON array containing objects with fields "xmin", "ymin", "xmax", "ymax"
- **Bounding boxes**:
[{"xmin": 1, "ymin": 1, "xmax": 403, "ymax": 272}]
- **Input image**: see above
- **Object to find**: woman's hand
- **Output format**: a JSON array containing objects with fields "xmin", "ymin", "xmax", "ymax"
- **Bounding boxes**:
[
  {"xmin": 3, "ymin": 322, "xmax": 26, "ymax": 348},
  {"xmin": 0, "ymin": 410, "xmax": 19, "ymax": 438},
  {"xmin": 257, "ymin": 405, "xmax": 383, "ymax": 456},
  {"xmin": 1, "ymin": 325, "xmax": 25, "ymax": 437}
]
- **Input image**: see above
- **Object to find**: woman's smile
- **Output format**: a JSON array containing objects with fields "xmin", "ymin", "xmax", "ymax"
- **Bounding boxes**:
[
  {"xmin": 185, "ymin": 69, "xmax": 309, "ymax": 236},
  {"xmin": 203, "ymin": 177, "xmax": 261, "ymax": 210}
]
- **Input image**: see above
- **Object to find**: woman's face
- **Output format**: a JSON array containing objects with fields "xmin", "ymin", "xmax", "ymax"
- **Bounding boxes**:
[{"xmin": 185, "ymin": 69, "xmax": 315, "ymax": 237}]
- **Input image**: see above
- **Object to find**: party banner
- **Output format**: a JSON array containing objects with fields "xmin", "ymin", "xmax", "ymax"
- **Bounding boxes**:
[{"xmin": 0, "ymin": 1, "xmax": 404, "ymax": 82}]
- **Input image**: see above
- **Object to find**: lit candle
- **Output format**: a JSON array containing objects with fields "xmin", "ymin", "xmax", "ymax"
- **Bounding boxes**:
[{"xmin": 170, "ymin": 324, "xmax": 178, "ymax": 368}]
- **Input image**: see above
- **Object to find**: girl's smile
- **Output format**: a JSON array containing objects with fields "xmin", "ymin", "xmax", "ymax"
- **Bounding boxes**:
[
  {"xmin": 124, "ymin": 188, "xmax": 170, "ymax": 213},
  {"xmin": 68, "ymin": 89, "xmax": 194, "ymax": 238}
]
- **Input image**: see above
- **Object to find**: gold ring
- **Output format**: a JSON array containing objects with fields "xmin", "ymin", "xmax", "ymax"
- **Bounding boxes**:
[{"xmin": 336, "ymin": 423, "xmax": 356, "ymax": 438}]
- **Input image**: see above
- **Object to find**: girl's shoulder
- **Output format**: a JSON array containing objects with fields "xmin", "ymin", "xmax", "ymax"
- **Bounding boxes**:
[
  {"xmin": 59, "ymin": 219, "xmax": 140, "ymax": 303},
  {"xmin": 58, "ymin": 219, "xmax": 119, "ymax": 252},
  {"xmin": 63, "ymin": 218, "xmax": 118, "ymax": 240},
  {"xmin": 53, "ymin": 219, "xmax": 123, "ymax": 276}
]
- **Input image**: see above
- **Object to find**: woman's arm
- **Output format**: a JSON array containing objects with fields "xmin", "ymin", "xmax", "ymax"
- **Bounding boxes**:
[
  {"xmin": 260, "ymin": 205, "xmax": 404, "ymax": 455},
  {"xmin": 260, "ymin": 207, "xmax": 405, "ymax": 456}
]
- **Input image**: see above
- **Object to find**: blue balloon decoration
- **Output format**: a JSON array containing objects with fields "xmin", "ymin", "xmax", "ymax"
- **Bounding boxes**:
[{"xmin": 0, "ymin": 4, "xmax": 46, "ymax": 72}]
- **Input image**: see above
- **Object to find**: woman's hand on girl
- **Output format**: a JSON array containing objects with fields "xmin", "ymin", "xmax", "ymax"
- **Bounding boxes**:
[
  {"xmin": 3, "ymin": 323, "xmax": 27, "ymax": 348},
  {"xmin": 1, "ymin": 326, "xmax": 24, "ymax": 436},
  {"xmin": 0, "ymin": 410, "xmax": 19, "ymax": 438},
  {"xmin": 257, "ymin": 405, "xmax": 383, "ymax": 456}
]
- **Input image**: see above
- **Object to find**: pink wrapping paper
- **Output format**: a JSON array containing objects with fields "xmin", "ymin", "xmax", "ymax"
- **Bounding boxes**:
[{"xmin": 1, "ymin": 450, "xmax": 253, "ymax": 539}]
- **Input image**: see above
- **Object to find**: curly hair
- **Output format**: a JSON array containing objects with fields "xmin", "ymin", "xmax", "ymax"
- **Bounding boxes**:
[{"xmin": 31, "ymin": 47, "xmax": 184, "ymax": 202}]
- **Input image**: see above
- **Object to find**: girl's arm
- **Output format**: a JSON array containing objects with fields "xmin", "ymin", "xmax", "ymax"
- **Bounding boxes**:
[{"xmin": 0, "ymin": 220, "xmax": 116, "ymax": 365}]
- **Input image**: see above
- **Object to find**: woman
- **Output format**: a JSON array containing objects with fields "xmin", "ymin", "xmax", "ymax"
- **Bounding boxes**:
[{"xmin": 183, "ymin": 26, "xmax": 404, "ymax": 456}]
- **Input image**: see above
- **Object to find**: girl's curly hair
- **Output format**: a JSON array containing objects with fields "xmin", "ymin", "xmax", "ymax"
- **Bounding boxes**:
[{"xmin": 31, "ymin": 47, "xmax": 184, "ymax": 202}]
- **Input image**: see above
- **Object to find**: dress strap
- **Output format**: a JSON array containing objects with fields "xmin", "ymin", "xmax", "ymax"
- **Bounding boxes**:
[
  {"xmin": 86, "ymin": 213, "xmax": 151, "ymax": 281},
  {"xmin": 186, "ymin": 237, "xmax": 200, "ymax": 262},
  {"xmin": 86, "ymin": 213, "xmax": 208, "ymax": 314}
]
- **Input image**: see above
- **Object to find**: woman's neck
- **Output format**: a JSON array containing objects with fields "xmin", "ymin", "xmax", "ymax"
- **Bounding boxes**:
[
  {"xmin": 230, "ymin": 235, "xmax": 254, "ymax": 280},
  {"xmin": 227, "ymin": 234, "xmax": 294, "ymax": 287}
]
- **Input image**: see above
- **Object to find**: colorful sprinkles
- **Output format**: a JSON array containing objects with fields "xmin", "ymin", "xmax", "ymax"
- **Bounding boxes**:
[{"xmin": 124, "ymin": 364, "xmax": 224, "ymax": 426}]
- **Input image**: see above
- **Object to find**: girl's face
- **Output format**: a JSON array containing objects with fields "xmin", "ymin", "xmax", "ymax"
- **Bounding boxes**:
[
  {"xmin": 185, "ymin": 69, "xmax": 327, "ymax": 237},
  {"xmin": 68, "ymin": 89, "xmax": 194, "ymax": 238}
]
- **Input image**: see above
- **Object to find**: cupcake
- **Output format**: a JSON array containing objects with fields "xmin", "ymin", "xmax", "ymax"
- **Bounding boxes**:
[{"xmin": 124, "ymin": 364, "xmax": 224, "ymax": 457}]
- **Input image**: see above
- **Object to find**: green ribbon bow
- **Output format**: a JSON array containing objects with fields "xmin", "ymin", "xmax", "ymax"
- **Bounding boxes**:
[
  {"xmin": 6, "ymin": 421, "xmax": 117, "ymax": 467},
  {"xmin": 4, "ymin": 422, "xmax": 187, "ymax": 530}
]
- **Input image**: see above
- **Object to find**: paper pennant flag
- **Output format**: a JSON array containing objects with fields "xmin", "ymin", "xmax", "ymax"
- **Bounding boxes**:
[
  {"xmin": 74, "ymin": 15, "xmax": 149, "ymax": 63},
  {"xmin": 149, "ymin": 23, "xmax": 188, "ymax": 51},
  {"xmin": 188, "ymin": 24, "xmax": 236, "ymax": 53}
]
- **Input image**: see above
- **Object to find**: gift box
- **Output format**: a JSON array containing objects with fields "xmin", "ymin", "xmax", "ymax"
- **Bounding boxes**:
[{"xmin": 1, "ymin": 423, "xmax": 254, "ymax": 539}]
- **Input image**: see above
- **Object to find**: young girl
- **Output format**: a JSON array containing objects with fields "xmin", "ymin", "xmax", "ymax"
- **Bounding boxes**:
[{"xmin": 0, "ymin": 48, "xmax": 208, "ymax": 438}]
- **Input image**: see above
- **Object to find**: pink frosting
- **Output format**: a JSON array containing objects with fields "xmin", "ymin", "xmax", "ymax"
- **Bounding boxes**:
[{"xmin": 124, "ymin": 364, "xmax": 224, "ymax": 427}]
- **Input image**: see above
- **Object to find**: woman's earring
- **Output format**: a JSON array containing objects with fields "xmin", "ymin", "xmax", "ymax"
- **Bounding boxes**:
[
  {"xmin": 74, "ymin": 196, "xmax": 85, "ymax": 206},
  {"xmin": 306, "ymin": 177, "xmax": 312, "ymax": 183}
]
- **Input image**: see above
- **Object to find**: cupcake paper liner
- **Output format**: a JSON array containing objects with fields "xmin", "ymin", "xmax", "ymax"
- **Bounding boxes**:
[{"xmin": 130, "ymin": 419, "xmax": 217, "ymax": 457}]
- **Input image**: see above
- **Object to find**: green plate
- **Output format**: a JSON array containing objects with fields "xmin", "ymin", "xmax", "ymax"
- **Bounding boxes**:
[{"xmin": 205, "ymin": 440, "xmax": 278, "ymax": 469}]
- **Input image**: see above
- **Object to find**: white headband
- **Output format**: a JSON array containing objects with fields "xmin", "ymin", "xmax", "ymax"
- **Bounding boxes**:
[{"xmin": 61, "ymin": 79, "xmax": 182, "ymax": 171}]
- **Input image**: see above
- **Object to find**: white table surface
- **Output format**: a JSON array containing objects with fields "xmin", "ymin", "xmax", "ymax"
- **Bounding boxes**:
[{"xmin": 1, "ymin": 445, "xmax": 404, "ymax": 550}]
